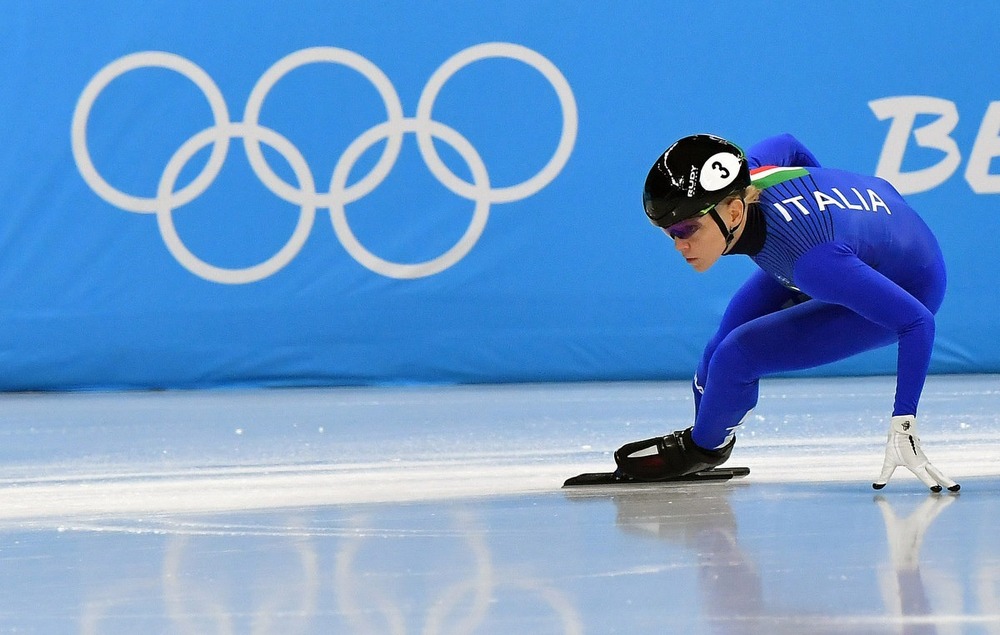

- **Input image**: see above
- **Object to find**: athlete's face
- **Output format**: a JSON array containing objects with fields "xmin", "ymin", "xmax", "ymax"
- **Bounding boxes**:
[{"xmin": 663, "ymin": 199, "xmax": 744, "ymax": 272}]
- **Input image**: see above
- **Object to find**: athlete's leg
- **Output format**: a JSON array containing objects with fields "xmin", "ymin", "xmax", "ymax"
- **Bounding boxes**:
[
  {"xmin": 692, "ymin": 301, "xmax": 897, "ymax": 449},
  {"xmin": 693, "ymin": 270, "xmax": 802, "ymax": 414},
  {"xmin": 693, "ymin": 250, "xmax": 946, "ymax": 451},
  {"xmin": 792, "ymin": 243, "xmax": 947, "ymax": 419}
]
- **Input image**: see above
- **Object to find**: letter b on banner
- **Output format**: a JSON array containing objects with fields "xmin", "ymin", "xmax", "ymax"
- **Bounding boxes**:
[{"xmin": 870, "ymin": 96, "xmax": 1000, "ymax": 194}]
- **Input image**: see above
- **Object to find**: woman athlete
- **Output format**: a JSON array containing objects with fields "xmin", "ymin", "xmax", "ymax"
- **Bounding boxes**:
[{"xmin": 614, "ymin": 133, "xmax": 959, "ymax": 492}]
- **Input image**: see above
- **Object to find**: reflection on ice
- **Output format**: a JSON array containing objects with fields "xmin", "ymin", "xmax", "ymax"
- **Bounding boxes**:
[
  {"xmin": 877, "ymin": 495, "xmax": 957, "ymax": 623},
  {"xmin": 593, "ymin": 481, "xmax": 998, "ymax": 634},
  {"xmin": 1, "ymin": 376, "xmax": 999, "ymax": 632},
  {"xmin": 7, "ymin": 479, "xmax": 1000, "ymax": 633}
]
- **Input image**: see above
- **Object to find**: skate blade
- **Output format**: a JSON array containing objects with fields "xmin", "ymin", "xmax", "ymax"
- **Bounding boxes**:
[{"xmin": 562, "ymin": 466, "xmax": 749, "ymax": 487}]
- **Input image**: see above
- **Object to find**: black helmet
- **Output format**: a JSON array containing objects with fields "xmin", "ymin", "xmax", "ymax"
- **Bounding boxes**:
[{"xmin": 643, "ymin": 134, "xmax": 750, "ymax": 228}]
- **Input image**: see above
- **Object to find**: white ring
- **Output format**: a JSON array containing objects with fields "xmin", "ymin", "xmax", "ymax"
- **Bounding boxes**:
[
  {"xmin": 155, "ymin": 123, "xmax": 316, "ymax": 284},
  {"xmin": 73, "ymin": 44, "xmax": 577, "ymax": 282},
  {"xmin": 242, "ymin": 47, "xmax": 406, "ymax": 208},
  {"xmin": 414, "ymin": 42, "xmax": 577, "ymax": 203},
  {"xmin": 71, "ymin": 51, "xmax": 231, "ymax": 214},
  {"xmin": 329, "ymin": 119, "xmax": 490, "ymax": 279}
]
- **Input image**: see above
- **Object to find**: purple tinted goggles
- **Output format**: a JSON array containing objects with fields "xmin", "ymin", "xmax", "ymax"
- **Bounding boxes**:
[
  {"xmin": 665, "ymin": 204, "xmax": 718, "ymax": 239},
  {"xmin": 665, "ymin": 218, "xmax": 703, "ymax": 240}
]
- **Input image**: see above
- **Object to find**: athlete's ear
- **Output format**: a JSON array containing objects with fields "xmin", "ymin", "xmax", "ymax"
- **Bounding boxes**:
[{"xmin": 726, "ymin": 198, "xmax": 745, "ymax": 224}]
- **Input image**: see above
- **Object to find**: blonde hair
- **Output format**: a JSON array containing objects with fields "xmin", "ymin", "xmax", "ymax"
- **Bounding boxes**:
[{"xmin": 721, "ymin": 185, "xmax": 761, "ymax": 206}]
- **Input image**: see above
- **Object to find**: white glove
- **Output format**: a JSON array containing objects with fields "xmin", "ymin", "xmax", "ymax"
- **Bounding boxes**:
[{"xmin": 872, "ymin": 415, "xmax": 959, "ymax": 493}]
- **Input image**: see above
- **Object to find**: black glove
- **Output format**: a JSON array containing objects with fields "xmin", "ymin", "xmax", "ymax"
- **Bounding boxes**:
[{"xmin": 614, "ymin": 427, "xmax": 733, "ymax": 481}]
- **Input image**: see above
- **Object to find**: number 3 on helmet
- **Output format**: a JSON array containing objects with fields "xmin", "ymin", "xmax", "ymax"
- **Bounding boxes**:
[{"xmin": 642, "ymin": 134, "xmax": 750, "ymax": 229}]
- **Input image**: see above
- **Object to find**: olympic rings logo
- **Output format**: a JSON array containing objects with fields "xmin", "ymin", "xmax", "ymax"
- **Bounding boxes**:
[{"xmin": 71, "ymin": 43, "xmax": 577, "ymax": 283}]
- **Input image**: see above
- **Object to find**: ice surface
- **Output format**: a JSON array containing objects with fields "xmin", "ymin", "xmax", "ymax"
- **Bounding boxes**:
[{"xmin": 1, "ymin": 375, "xmax": 999, "ymax": 633}]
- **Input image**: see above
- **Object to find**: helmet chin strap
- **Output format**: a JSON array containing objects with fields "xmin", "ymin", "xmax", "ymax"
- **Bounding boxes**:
[{"xmin": 709, "ymin": 199, "xmax": 743, "ymax": 253}]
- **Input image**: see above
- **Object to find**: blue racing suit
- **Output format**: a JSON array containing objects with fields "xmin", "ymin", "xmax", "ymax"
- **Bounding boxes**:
[{"xmin": 691, "ymin": 134, "xmax": 946, "ymax": 450}]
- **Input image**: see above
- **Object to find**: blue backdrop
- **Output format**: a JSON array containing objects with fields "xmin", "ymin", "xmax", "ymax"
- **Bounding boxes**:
[{"xmin": 1, "ymin": 2, "xmax": 998, "ymax": 390}]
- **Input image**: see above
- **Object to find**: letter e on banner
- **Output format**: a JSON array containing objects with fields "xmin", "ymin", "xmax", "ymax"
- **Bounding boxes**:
[{"xmin": 966, "ymin": 101, "xmax": 1000, "ymax": 194}]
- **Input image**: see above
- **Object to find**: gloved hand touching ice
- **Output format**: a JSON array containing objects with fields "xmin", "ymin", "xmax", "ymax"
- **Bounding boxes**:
[{"xmin": 873, "ymin": 415, "xmax": 959, "ymax": 493}]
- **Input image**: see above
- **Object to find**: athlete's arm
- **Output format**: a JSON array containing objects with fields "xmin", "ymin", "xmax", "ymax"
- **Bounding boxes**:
[
  {"xmin": 793, "ymin": 241, "xmax": 956, "ymax": 492},
  {"xmin": 791, "ymin": 241, "xmax": 933, "ymax": 417},
  {"xmin": 747, "ymin": 133, "xmax": 822, "ymax": 170}
]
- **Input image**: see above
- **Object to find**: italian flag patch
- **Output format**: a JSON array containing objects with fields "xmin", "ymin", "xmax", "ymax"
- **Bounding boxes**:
[{"xmin": 750, "ymin": 165, "xmax": 809, "ymax": 189}]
